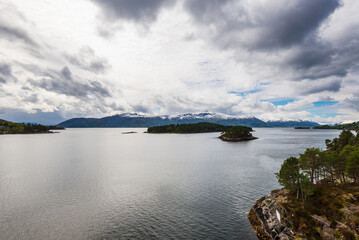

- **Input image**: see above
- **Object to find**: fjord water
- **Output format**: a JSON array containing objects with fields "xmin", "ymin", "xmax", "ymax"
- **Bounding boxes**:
[{"xmin": 0, "ymin": 128, "xmax": 340, "ymax": 239}]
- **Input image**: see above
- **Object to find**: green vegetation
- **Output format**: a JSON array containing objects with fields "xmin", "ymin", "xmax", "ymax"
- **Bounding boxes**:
[
  {"xmin": 313, "ymin": 121, "xmax": 359, "ymax": 131},
  {"xmin": 147, "ymin": 123, "xmax": 256, "ymax": 141},
  {"xmin": 276, "ymin": 184, "xmax": 359, "ymax": 239},
  {"xmin": 147, "ymin": 122, "xmax": 257, "ymax": 143},
  {"xmin": 147, "ymin": 122, "xmax": 233, "ymax": 133},
  {"xmin": 275, "ymin": 130, "xmax": 359, "ymax": 238},
  {"xmin": 48, "ymin": 126, "xmax": 65, "ymax": 130},
  {"xmin": 0, "ymin": 119, "xmax": 63, "ymax": 134},
  {"xmin": 219, "ymin": 126, "xmax": 255, "ymax": 141},
  {"xmin": 277, "ymin": 130, "xmax": 359, "ymax": 201}
]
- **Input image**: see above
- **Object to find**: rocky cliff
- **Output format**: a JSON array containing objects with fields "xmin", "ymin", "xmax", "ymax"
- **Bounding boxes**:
[
  {"xmin": 249, "ymin": 185, "xmax": 359, "ymax": 240},
  {"xmin": 248, "ymin": 189, "xmax": 295, "ymax": 240}
]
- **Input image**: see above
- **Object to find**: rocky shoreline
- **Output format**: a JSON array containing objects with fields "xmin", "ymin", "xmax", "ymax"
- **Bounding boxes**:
[
  {"xmin": 248, "ymin": 185, "xmax": 359, "ymax": 239},
  {"xmin": 248, "ymin": 189, "xmax": 296, "ymax": 240},
  {"xmin": 219, "ymin": 136, "xmax": 257, "ymax": 142}
]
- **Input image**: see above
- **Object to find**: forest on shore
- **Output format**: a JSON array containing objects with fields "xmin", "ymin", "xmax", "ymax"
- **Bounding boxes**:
[
  {"xmin": 0, "ymin": 119, "xmax": 64, "ymax": 134},
  {"xmin": 312, "ymin": 121, "xmax": 359, "ymax": 131},
  {"xmin": 277, "ymin": 130, "xmax": 359, "ymax": 200},
  {"xmin": 147, "ymin": 122, "xmax": 255, "ymax": 141},
  {"xmin": 275, "ymin": 130, "xmax": 359, "ymax": 238},
  {"xmin": 147, "ymin": 122, "xmax": 253, "ymax": 134}
]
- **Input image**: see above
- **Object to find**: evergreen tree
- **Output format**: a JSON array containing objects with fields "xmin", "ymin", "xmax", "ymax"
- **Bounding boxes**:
[
  {"xmin": 276, "ymin": 157, "xmax": 301, "ymax": 198},
  {"xmin": 346, "ymin": 148, "xmax": 359, "ymax": 182},
  {"xmin": 299, "ymin": 148, "xmax": 321, "ymax": 184}
]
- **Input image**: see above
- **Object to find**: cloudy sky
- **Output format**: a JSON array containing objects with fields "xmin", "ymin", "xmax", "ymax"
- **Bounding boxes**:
[{"xmin": 0, "ymin": 0, "xmax": 359, "ymax": 124}]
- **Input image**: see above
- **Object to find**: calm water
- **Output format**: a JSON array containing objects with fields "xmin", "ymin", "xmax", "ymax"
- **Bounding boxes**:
[{"xmin": 0, "ymin": 128, "xmax": 340, "ymax": 239}]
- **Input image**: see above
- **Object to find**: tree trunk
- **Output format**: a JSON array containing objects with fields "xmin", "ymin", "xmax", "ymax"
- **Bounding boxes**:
[
  {"xmin": 343, "ymin": 172, "xmax": 346, "ymax": 183},
  {"xmin": 301, "ymin": 191, "xmax": 304, "ymax": 203},
  {"xmin": 310, "ymin": 169, "xmax": 314, "ymax": 184}
]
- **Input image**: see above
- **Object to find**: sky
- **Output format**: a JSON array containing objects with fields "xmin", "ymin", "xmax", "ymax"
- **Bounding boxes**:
[{"xmin": 0, "ymin": 0, "xmax": 359, "ymax": 125}]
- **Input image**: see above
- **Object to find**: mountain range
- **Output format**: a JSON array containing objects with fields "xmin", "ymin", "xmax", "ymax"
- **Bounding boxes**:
[{"xmin": 57, "ymin": 113, "xmax": 321, "ymax": 128}]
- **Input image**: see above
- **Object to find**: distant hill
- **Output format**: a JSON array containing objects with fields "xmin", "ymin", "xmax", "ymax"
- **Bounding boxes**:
[
  {"xmin": 313, "ymin": 121, "xmax": 359, "ymax": 131},
  {"xmin": 267, "ymin": 120, "xmax": 320, "ymax": 128},
  {"xmin": 57, "ymin": 112, "xmax": 321, "ymax": 128},
  {"xmin": 147, "ymin": 122, "xmax": 234, "ymax": 133},
  {"xmin": 0, "ymin": 119, "xmax": 64, "ymax": 134}
]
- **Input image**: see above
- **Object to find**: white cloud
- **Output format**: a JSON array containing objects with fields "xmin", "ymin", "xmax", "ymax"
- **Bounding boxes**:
[{"xmin": 0, "ymin": 0, "xmax": 358, "ymax": 124}]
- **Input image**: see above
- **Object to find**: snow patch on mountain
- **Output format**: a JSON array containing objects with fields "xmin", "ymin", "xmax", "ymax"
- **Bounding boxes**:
[{"xmin": 169, "ymin": 112, "xmax": 255, "ymax": 120}]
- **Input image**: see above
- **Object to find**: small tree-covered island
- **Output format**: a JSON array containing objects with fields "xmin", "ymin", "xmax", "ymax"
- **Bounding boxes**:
[
  {"xmin": 147, "ymin": 122, "xmax": 229, "ymax": 133},
  {"xmin": 0, "ymin": 119, "xmax": 64, "ymax": 134},
  {"xmin": 219, "ymin": 126, "xmax": 257, "ymax": 142},
  {"xmin": 147, "ymin": 122, "xmax": 257, "ymax": 141},
  {"xmin": 249, "ymin": 130, "xmax": 359, "ymax": 239}
]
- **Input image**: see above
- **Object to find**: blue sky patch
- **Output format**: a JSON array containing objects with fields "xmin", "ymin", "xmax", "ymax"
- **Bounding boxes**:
[
  {"xmin": 303, "ymin": 101, "xmax": 341, "ymax": 118},
  {"xmin": 229, "ymin": 89, "xmax": 262, "ymax": 96},
  {"xmin": 261, "ymin": 98, "xmax": 296, "ymax": 106},
  {"xmin": 312, "ymin": 101, "xmax": 339, "ymax": 107},
  {"xmin": 152, "ymin": 106, "xmax": 161, "ymax": 112}
]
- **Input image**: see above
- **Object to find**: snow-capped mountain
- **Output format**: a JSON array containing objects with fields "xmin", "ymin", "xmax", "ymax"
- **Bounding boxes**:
[
  {"xmin": 116, "ymin": 112, "xmax": 151, "ymax": 118},
  {"xmin": 57, "ymin": 112, "xmax": 320, "ymax": 128},
  {"xmin": 169, "ymin": 112, "xmax": 255, "ymax": 120},
  {"xmin": 266, "ymin": 119, "xmax": 320, "ymax": 127}
]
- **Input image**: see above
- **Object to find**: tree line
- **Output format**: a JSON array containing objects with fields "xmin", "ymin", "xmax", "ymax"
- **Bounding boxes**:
[
  {"xmin": 0, "ymin": 119, "xmax": 63, "ymax": 134},
  {"xmin": 313, "ymin": 121, "xmax": 359, "ymax": 130},
  {"xmin": 148, "ymin": 122, "xmax": 231, "ymax": 133},
  {"xmin": 147, "ymin": 122, "xmax": 255, "ymax": 136},
  {"xmin": 276, "ymin": 130, "xmax": 359, "ymax": 202},
  {"xmin": 220, "ymin": 126, "xmax": 253, "ymax": 139}
]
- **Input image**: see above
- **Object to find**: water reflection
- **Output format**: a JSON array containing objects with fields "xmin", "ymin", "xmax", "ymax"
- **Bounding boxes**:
[{"xmin": 0, "ymin": 128, "xmax": 340, "ymax": 239}]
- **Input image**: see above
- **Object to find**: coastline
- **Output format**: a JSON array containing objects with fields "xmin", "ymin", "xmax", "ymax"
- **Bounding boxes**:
[
  {"xmin": 248, "ymin": 189, "xmax": 296, "ymax": 240},
  {"xmin": 219, "ymin": 136, "xmax": 258, "ymax": 142},
  {"xmin": 0, "ymin": 131, "xmax": 55, "ymax": 135},
  {"xmin": 249, "ymin": 184, "xmax": 359, "ymax": 239}
]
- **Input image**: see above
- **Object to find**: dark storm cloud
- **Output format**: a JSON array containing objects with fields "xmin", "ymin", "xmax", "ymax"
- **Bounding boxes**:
[
  {"xmin": 185, "ymin": 0, "xmax": 341, "ymax": 50},
  {"xmin": 343, "ymin": 96, "xmax": 359, "ymax": 112},
  {"xmin": 297, "ymin": 62, "xmax": 348, "ymax": 80},
  {"xmin": 299, "ymin": 79, "xmax": 342, "ymax": 95},
  {"xmin": 90, "ymin": 0, "xmax": 176, "ymax": 23},
  {"xmin": 23, "ymin": 94, "xmax": 38, "ymax": 103},
  {"xmin": 61, "ymin": 66, "xmax": 72, "ymax": 81},
  {"xmin": 319, "ymin": 96, "xmax": 336, "ymax": 101},
  {"xmin": 90, "ymin": 0, "xmax": 340, "ymax": 50},
  {"xmin": 64, "ymin": 46, "xmax": 110, "ymax": 74},
  {"xmin": 28, "ymin": 66, "xmax": 111, "ymax": 98},
  {"xmin": 0, "ymin": 24, "xmax": 38, "ymax": 47},
  {"xmin": 287, "ymin": 42, "xmax": 335, "ymax": 70},
  {"xmin": 131, "ymin": 104, "xmax": 150, "ymax": 113},
  {"xmin": 0, "ymin": 62, "xmax": 17, "ymax": 83},
  {"xmin": 184, "ymin": 0, "xmax": 233, "ymax": 25},
  {"xmin": 253, "ymin": 0, "xmax": 340, "ymax": 49},
  {"xmin": 88, "ymin": 61, "xmax": 108, "ymax": 74},
  {"xmin": 89, "ymin": 0, "xmax": 353, "ymax": 83},
  {"xmin": 183, "ymin": 0, "xmax": 359, "ymax": 84},
  {"xmin": 287, "ymin": 38, "xmax": 359, "ymax": 80},
  {"xmin": 0, "ymin": 63, "xmax": 12, "ymax": 76}
]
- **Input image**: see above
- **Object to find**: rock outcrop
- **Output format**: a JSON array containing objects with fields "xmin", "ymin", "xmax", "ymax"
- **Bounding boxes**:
[
  {"xmin": 122, "ymin": 131, "xmax": 137, "ymax": 134},
  {"xmin": 218, "ymin": 136, "xmax": 257, "ymax": 142},
  {"xmin": 248, "ymin": 185, "xmax": 359, "ymax": 239},
  {"xmin": 248, "ymin": 190, "xmax": 295, "ymax": 240}
]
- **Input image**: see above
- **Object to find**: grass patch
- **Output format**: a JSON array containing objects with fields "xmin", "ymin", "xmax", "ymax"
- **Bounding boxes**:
[{"xmin": 281, "ymin": 183, "xmax": 359, "ymax": 239}]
